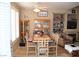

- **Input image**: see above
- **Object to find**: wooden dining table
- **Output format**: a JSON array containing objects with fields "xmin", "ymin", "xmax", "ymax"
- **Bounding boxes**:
[{"xmin": 33, "ymin": 35, "xmax": 51, "ymax": 42}]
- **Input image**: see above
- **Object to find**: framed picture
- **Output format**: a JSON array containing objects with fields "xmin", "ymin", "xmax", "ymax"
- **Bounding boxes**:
[{"xmin": 37, "ymin": 11, "xmax": 48, "ymax": 17}]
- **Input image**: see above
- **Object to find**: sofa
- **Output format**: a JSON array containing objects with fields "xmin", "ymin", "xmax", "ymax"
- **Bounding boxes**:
[{"xmin": 51, "ymin": 33, "xmax": 73, "ymax": 47}]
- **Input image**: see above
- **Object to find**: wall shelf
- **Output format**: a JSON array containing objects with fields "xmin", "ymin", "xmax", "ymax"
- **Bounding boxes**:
[
  {"xmin": 29, "ymin": 19, "xmax": 50, "ymax": 37},
  {"xmin": 53, "ymin": 14, "xmax": 64, "ymax": 33}
]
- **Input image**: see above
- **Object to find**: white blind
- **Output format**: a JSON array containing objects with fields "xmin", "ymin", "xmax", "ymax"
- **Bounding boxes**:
[
  {"xmin": 11, "ymin": 8, "xmax": 16, "ymax": 42},
  {"xmin": 15, "ymin": 11, "xmax": 19, "ymax": 38},
  {"xmin": 11, "ymin": 8, "xmax": 19, "ymax": 42},
  {"xmin": 0, "ymin": 2, "xmax": 11, "ymax": 56}
]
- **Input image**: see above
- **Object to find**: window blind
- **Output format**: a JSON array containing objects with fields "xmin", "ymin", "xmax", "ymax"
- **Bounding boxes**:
[{"xmin": 0, "ymin": 2, "xmax": 11, "ymax": 56}]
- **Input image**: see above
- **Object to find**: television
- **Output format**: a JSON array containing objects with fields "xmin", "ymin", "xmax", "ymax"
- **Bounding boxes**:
[{"xmin": 67, "ymin": 20, "xmax": 77, "ymax": 29}]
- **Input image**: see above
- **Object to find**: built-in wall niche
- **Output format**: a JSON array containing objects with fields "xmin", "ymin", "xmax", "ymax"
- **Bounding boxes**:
[
  {"xmin": 67, "ymin": 33, "xmax": 79, "ymax": 43},
  {"xmin": 67, "ymin": 14, "xmax": 77, "ymax": 29},
  {"xmin": 53, "ymin": 14, "xmax": 64, "ymax": 33},
  {"xmin": 66, "ymin": 31, "xmax": 78, "ymax": 43},
  {"xmin": 67, "ymin": 20, "xmax": 77, "ymax": 29},
  {"xmin": 67, "ymin": 34, "xmax": 76, "ymax": 43}
]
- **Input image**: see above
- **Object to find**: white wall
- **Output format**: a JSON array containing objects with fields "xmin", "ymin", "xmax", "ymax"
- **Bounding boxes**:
[
  {"xmin": 0, "ymin": 2, "xmax": 11, "ymax": 56},
  {"xmin": 20, "ymin": 8, "xmax": 67, "ymax": 20}
]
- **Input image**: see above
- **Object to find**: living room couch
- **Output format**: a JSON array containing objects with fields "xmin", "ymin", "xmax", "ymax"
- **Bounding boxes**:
[{"xmin": 51, "ymin": 33, "xmax": 73, "ymax": 47}]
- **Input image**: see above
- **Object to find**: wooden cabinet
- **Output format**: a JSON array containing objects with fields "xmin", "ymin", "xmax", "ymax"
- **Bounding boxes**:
[{"xmin": 29, "ymin": 19, "xmax": 50, "ymax": 38}]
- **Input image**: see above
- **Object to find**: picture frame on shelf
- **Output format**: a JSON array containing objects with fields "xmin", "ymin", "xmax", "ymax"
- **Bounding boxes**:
[{"xmin": 37, "ymin": 11, "xmax": 48, "ymax": 17}]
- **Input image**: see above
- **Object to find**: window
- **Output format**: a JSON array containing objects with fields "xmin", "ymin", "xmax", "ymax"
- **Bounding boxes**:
[
  {"xmin": 0, "ymin": 2, "xmax": 11, "ymax": 56},
  {"xmin": 11, "ymin": 8, "xmax": 19, "ymax": 42}
]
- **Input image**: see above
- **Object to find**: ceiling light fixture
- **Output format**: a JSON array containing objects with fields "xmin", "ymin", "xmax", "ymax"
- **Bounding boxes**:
[{"xmin": 33, "ymin": 8, "xmax": 40, "ymax": 12}]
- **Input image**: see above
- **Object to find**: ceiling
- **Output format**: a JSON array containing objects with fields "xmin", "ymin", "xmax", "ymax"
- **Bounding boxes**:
[{"xmin": 15, "ymin": 2, "xmax": 79, "ymax": 10}]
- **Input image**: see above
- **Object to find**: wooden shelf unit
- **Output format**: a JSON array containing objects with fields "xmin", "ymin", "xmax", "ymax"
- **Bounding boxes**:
[
  {"xmin": 19, "ymin": 20, "xmax": 29, "ymax": 39},
  {"xmin": 20, "ymin": 20, "xmax": 29, "ymax": 32},
  {"xmin": 19, "ymin": 20, "xmax": 29, "ymax": 47},
  {"xmin": 29, "ymin": 19, "xmax": 50, "ymax": 37},
  {"xmin": 53, "ymin": 14, "xmax": 64, "ymax": 33}
]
